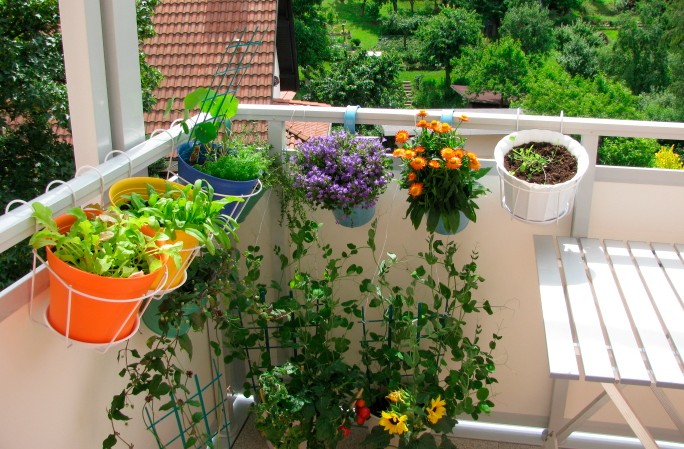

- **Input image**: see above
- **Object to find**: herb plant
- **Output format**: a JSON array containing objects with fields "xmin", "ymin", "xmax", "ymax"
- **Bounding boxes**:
[{"xmin": 508, "ymin": 145, "xmax": 552, "ymax": 181}]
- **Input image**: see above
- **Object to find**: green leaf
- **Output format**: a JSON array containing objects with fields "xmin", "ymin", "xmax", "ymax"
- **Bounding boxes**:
[
  {"xmin": 191, "ymin": 412, "xmax": 204, "ymax": 423},
  {"xmin": 477, "ymin": 388, "xmax": 489, "ymax": 401},
  {"xmin": 178, "ymin": 333, "xmax": 193, "ymax": 358},
  {"xmin": 184, "ymin": 437, "xmax": 198, "ymax": 448},
  {"xmin": 102, "ymin": 434, "xmax": 117, "ymax": 449}
]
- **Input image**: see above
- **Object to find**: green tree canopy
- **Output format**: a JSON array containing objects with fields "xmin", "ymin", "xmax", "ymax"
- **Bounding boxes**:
[
  {"xmin": 554, "ymin": 20, "xmax": 603, "ymax": 78},
  {"xmin": 518, "ymin": 60, "xmax": 640, "ymax": 119},
  {"xmin": 415, "ymin": 7, "xmax": 482, "ymax": 89},
  {"xmin": 301, "ymin": 50, "xmax": 405, "ymax": 108},
  {"xmin": 456, "ymin": 37, "xmax": 529, "ymax": 106},
  {"xmin": 293, "ymin": 0, "xmax": 331, "ymax": 70},
  {"xmin": 500, "ymin": 2, "xmax": 555, "ymax": 56}
]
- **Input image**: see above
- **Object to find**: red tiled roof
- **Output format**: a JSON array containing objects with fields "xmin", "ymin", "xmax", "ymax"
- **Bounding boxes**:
[
  {"xmin": 451, "ymin": 85, "xmax": 507, "ymax": 106},
  {"xmin": 274, "ymin": 92, "xmax": 331, "ymax": 147},
  {"xmin": 143, "ymin": 0, "xmax": 277, "ymax": 136}
]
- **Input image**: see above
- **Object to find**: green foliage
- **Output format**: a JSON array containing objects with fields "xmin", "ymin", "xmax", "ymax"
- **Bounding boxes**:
[
  {"xmin": 638, "ymin": 90, "xmax": 684, "ymax": 123},
  {"xmin": 199, "ymin": 140, "xmax": 272, "ymax": 182},
  {"xmin": 507, "ymin": 145, "xmax": 552, "ymax": 180},
  {"xmin": 554, "ymin": 20, "xmax": 603, "ymax": 78},
  {"xmin": 653, "ymin": 145, "xmax": 683, "ymax": 170},
  {"xmin": 456, "ymin": 37, "xmax": 529, "ymax": 105},
  {"xmin": 598, "ymin": 136, "xmax": 659, "ymax": 167},
  {"xmin": 500, "ymin": 2, "xmax": 555, "ymax": 56},
  {"xmin": 30, "ymin": 204, "xmax": 182, "ymax": 278},
  {"xmin": 415, "ymin": 7, "xmax": 482, "ymax": 87},
  {"xmin": 411, "ymin": 77, "xmax": 465, "ymax": 109},
  {"xmin": 294, "ymin": 0, "xmax": 332, "ymax": 70},
  {"xmin": 301, "ymin": 49, "xmax": 405, "ymax": 108},
  {"xmin": 599, "ymin": 0, "xmax": 669, "ymax": 94},
  {"xmin": 518, "ymin": 59, "xmax": 640, "ymax": 119}
]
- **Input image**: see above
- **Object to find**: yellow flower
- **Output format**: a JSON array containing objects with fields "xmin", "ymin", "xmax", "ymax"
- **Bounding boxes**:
[
  {"xmin": 386, "ymin": 390, "xmax": 403, "ymax": 403},
  {"xmin": 438, "ymin": 123, "xmax": 452, "ymax": 133},
  {"xmin": 467, "ymin": 152, "xmax": 480, "ymax": 170},
  {"xmin": 458, "ymin": 114, "xmax": 469, "ymax": 122},
  {"xmin": 429, "ymin": 120, "xmax": 440, "ymax": 130},
  {"xmin": 426, "ymin": 396, "xmax": 447, "ymax": 425},
  {"xmin": 402, "ymin": 149, "xmax": 416, "ymax": 160},
  {"xmin": 440, "ymin": 147, "xmax": 455, "ymax": 160},
  {"xmin": 379, "ymin": 411, "xmax": 409, "ymax": 435},
  {"xmin": 410, "ymin": 156, "xmax": 427, "ymax": 171},
  {"xmin": 428, "ymin": 159, "xmax": 441, "ymax": 169},
  {"xmin": 408, "ymin": 182, "xmax": 424, "ymax": 197},
  {"xmin": 395, "ymin": 130, "xmax": 410, "ymax": 144},
  {"xmin": 446, "ymin": 157, "xmax": 462, "ymax": 170},
  {"xmin": 392, "ymin": 148, "xmax": 405, "ymax": 158}
]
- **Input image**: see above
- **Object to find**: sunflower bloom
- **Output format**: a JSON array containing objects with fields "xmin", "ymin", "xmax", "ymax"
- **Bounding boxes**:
[
  {"xmin": 417, "ymin": 110, "xmax": 428, "ymax": 118},
  {"xmin": 410, "ymin": 156, "xmax": 427, "ymax": 170},
  {"xmin": 446, "ymin": 157, "xmax": 462, "ymax": 170},
  {"xmin": 426, "ymin": 396, "xmax": 447, "ymax": 425},
  {"xmin": 458, "ymin": 114, "xmax": 469, "ymax": 122},
  {"xmin": 408, "ymin": 183, "xmax": 424, "ymax": 197},
  {"xmin": 386, "ymin": 390, "xmax": 403, "ymax": 403},
  {"xmin": 407, "ymin": 172, "xmax": 417, "ymax": 182},
  {"xmin": 395, "ymin": 130, "xmax": 410, "ymax": 144},
  {"xmin": 379, "ymin": 411, "xmax": 409, "ymax": 435},
  {"xmin": 417, "ymin": 119, "xmax": 428, "ymax": 128},
  {"xmin": 392, "ymin": 148, "xmax": 405, "ymax": 158},
  {"xmin": 467, "ymin": 152, "xmax": 480, "ymax": 170},
  {"xmin": 440, "ymin": 147, "xmax": 455, "ymax": 160},
  {"xmin": 402, "ymin": 149, "xmax": 416, "ymax": 160},
  {"xmin": 415, "ymin": 145, "xmax": 425, "ymax": 153},
  {"xmin": 428, "ymin": 159, "xmax": 441, "ymax": 169}
]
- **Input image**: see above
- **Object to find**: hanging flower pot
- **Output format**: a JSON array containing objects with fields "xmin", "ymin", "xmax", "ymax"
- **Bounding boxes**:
[
  {"xmin": 332, "ymin": 204, "xmax": 376, "ymax": 228},
  {"xmin": 494, "ymin": 129, "xmax": 589, "ymax": 223}
]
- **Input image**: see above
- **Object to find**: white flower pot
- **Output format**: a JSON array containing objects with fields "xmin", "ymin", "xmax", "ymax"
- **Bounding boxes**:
[{"xmin": 494, "ymin": 129, "xmax": 589, "ymax": 223}]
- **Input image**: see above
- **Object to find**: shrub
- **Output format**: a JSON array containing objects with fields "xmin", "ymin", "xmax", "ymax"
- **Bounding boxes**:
[
  {"xmin": 598, "ymin": 137, "xmax": 660, "ymax": 167},
  {"xmin": 653, "ymin": 145, "xmax": 684, "ymax": 169}
]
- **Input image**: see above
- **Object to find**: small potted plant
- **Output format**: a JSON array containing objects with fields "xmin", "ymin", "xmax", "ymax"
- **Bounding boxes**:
[
  {"xmin": 174, "ymin": 88, "xmax": 273, "ymax": 220},
  {"xmin": 494, "ymin": 129, "xmax": 589, "ymax": 223},
  {"xmin": 289, "ymin": 130, "xmax": 393, "ymax": 227},
  {"xmin": 29, "ymin": 203, "xmax": 182, "ymax": 344},
  {"xmin": 393, "ymin": 110, "xmax": 489, "ymax": 235}
]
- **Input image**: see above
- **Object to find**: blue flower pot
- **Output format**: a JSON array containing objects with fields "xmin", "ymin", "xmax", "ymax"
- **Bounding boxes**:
[
  {"xmin": 332, "ymin": 204, "xmax": 376, "ymax": 228},
  {"xmin": 435, "ymin": 212, "xmax": 469, "ymax": 235},
  {"xmin": 177, "ymin": 142, "xmax": 259, "ymax": 220},
  {"xmin": 142, "ymin": 298, "xmax": 200, "ymax": 337}
]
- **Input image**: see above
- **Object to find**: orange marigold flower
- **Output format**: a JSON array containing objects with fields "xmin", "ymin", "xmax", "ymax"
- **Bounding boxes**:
[
  {"xmin": 395, "ymin": 130, "xmax": 410, "ymax": 144},
  {"xmin": 438, "ymin": 123, "xmax": 452, "ymax": 133},
  {"xmin": 417, "ymin": 119, "xmax": 428, "ymax": 128},
  {"xmin": 392, "ymin": 148, "xmax": 405, "ymax": 158},
  {"xmin": 446, "ymin": 156, "xmax": 462, "ymax": 170},
  {"xmin": 468, "ymin": 152, "xmax": 481, "ymax": 170},
  {"xmin": 428, "ymin": 159, "xmax": 441, "ymax": 169},
  {"xmin": 403, "ymin": 149, "xmax": 416, "ymax": 160},
  {"xmin": 458, "ymin": 114, "xmax": 469, "ymax": 122},
  {"xmin": 453, "ymin": 148, "xmax": 465, "ymax": 158},
  {"xmin": 430, "ymin": 120, "xmax": 439, "ymax": 129},
  {"xmin": 408, "ymin": 182, "xmax": 424, "ymax": 197},
  {"xmin": 415, "ymin": 146, "xmax": 425, "ymax": 153},
  {"xmin": 417, "ymin": 110, "xmax": 428, "ymax": 118},
  {"xmin": 440, "ymin": 147, "xmax": 455, "ymax": 160},
  {"xmin": 410, "ymin": 156, "xmax": 427, "ymax": 170},
  {"xmin": 407, "ymin": 172, "xmax": 417, "ymax": 182}
]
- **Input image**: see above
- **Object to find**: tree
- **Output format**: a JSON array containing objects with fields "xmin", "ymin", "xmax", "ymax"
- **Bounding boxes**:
[
  {"xmin": 448, "ymin": 0, "xmax": 507, "ymax": 38},
  {"xmin": 415, "ymin": 7, "xmax": 482, "ymax": 89},
  {"xmin": 519, "ymin": 60, "xmax": 641, "ymax": 119},
  {"xmin": 664, "ymin": 0, "xmax": 684, "ymax": 113},
  {"xmin": 599, "ymin": 0, "xmax": 669, "ymax": 94},
  {"xmin": 500, "ymin": 2, "xmax": 554, "ymax": 57},
  {"xmin": 457, "ymin": 37, "xmax": 529, "ymax": 106},
  {"xmin": 301, "ymin": 50, "xmax": 405, "ymax": 108},
  {"xmin": 292, "ymin": 0, "xmax": 331, "ymax": 70},
  {"xmin": 554, "ymin": 20, "xmax": 602, "ymax": 78}
]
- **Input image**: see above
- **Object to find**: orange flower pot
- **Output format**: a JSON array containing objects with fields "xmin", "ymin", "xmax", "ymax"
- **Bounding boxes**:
[
  {"xmin": 108, "ymin": 177, "xmax": 184, "ymax": 207},
  {"xmin": 45, "ymin": 212, "xmax": 161, "ymax": 344}
]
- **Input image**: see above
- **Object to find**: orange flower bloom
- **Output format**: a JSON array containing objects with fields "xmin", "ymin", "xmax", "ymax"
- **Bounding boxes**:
[
  {"xmin": 415, "ymin": 146, "xmax": 425, "ymax": 153},
  {"xmin": 392, "ymin": 148, "xmax": 405, "ymax": 158},
  {"xmin": 446, "ymin": 157, "xmax": 462, "ymax": 169},
  {"xmin": 453, "ymin": 148, "xmax": 465, "ymax": 158},
  {"xmin": 408, "ymin": 182, "xmax": 424, "ymax": 197},
  {"xmin": 428, "ymin": 159, "xmax": 441, "ymax": 169},
  {"xmin": 440, "ymin": 147, "xmax": 455, "ymax": 160},
  {"xmin": 417, "ymin": 119, "xmax": 428, "ymax": 128},
  {"xmin": 407, "ymin": 172, "xmax": 417, "ymax": 182},
  {"xmin": 402, "ymin": 149, "xmax": 416, "ymax": 160},
  {"xmin": 438, "ymin": 123, "xmax": 452, "ymax": 133},
  {"xmin": 410, "ymin": 156, "xmax": 427, "ymax": 170},
  {"xmin": 458, "ymin": 114, "xmax": 469, "ymax": 122},
  {"xmin": 395, "ymin": 130, "xmax": 410, "ymax": 144},
  {"xmin": 430, "ymin": 120, "xmax": 439, "ymax": 130},
  {"xmin": 417, "ymin": 110, "xmax": 428, "ymax": 118},
  {"xmin": 467, "ymin": 152, "xmax": 480, "ymax": 170}
]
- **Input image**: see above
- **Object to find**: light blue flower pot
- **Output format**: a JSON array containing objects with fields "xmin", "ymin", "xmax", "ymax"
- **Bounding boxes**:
[
  {"xmin": 435, "ymin": 212, "xmax": 469, "ymax": 235},
  {"xmin": 332, "ymin": 204, "xmax": 376, "ymax": 228}
]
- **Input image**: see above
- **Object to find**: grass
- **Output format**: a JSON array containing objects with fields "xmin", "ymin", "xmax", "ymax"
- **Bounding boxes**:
[{"xmin": 399, "ymin": 71, "xmax": 443, "ymax": 84}]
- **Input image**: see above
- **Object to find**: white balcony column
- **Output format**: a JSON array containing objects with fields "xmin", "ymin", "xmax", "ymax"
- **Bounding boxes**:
[
  {"xmin": 58, "ymin": 0, "xmax": 113, "ymax": 168},
  {"xmin": 572, "ymin": 134, "xmax": 599, "ymax": 237},
  {"xmin": 100, "ymin": 0, "xmax": 146, "ymax": 152}
]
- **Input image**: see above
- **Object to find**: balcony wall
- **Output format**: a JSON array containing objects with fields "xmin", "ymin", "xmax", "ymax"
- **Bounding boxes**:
[{"xmin": 0, "ymin": 107, "xmax": 682, "ymax": 448}]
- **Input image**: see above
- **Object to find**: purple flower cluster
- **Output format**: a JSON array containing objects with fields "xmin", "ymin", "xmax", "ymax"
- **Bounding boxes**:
[{"xmin": 290, "ymin": 131, "xmax": 393, "ymax": 214}]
